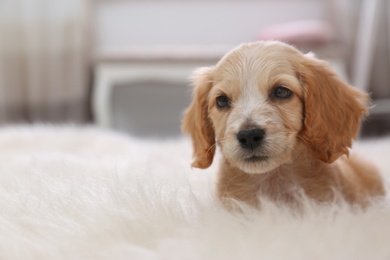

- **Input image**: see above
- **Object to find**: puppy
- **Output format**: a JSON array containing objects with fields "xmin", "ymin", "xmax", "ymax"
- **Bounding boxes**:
[{"xmin": 182, "ymin": 41, "xmax": 384, "ymax": 208}]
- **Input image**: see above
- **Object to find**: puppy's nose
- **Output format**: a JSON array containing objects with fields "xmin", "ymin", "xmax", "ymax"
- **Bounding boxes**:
[{"xmin": 237, "ymin": 128, "xmax": 265, "ymax": 150}]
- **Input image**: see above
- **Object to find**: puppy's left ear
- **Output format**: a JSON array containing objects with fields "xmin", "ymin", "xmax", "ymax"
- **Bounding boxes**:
[
  {"xmin": 297, "ymin": 55, "xmax": 369, "ymax": 163},
  {"xmin": 182, "ymin": 67, "xmax": 216, "ymax": 169}
]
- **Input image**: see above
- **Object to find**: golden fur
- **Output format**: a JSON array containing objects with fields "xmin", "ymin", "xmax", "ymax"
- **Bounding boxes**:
[{"xmin": 182, "ymin": 41, "xmax": 384, "ymax": 208}]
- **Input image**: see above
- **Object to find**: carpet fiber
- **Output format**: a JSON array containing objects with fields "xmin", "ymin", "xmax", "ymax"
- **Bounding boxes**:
[{"xmin": 0, "ymin": 126, "xmax": 390, "ymax": 259}]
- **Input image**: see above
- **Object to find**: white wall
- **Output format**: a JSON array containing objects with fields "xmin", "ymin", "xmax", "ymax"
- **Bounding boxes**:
[{"xmin": 94, "ymin": 0, "xmax": 325, "ymax": 49}]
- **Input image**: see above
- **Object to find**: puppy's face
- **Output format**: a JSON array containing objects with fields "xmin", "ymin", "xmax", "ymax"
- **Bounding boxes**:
[
  {"xmin": 183, "ymin": 41, "xmax": 368, "ymax": 173},
  {"xmin": 208, "ymin": 43, "xmax": 303, "ymax": 173}
]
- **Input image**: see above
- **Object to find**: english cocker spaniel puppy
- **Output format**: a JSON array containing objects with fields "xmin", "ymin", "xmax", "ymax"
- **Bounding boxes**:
[{"xmin": 182, "ymin": 41, "xmax": 384, "ymax": 207}]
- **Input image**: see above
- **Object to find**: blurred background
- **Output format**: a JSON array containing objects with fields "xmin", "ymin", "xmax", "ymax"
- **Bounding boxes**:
[{"xmin": 0, "ymin": 0, "xmax": 389, "ymax": 138}]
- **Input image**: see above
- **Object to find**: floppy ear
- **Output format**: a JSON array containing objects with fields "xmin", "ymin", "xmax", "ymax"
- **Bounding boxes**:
[
  {"xmin": 182, "ymin": 67, "xmax": 216, "ymax": 168},
  {"xmin": 297, "ymin": 56, "xmax": 369, "ymax": 163}
]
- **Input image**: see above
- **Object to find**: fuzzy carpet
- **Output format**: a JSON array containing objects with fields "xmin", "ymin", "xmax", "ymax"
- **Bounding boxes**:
[{"xmin": 0, "ymin": 126, "xmax": 390, "ymax": 259}]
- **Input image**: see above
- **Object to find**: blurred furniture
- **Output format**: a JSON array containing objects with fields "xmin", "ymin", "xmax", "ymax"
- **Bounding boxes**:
[{"xmin": 92, "ymin": 46, "xmax": 230, "ymax": 137}]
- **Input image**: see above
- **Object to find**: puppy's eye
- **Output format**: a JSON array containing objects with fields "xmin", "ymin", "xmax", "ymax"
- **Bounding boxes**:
[
  {"xmin": 216, "ymin": 95, "xmax": 231, "ymax": 109},
  {"xmin": 272, "ymin": 86, "xmax": 292, "ymax": 99}
]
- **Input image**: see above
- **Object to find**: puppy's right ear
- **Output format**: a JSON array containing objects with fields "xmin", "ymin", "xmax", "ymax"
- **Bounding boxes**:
[{"xmin": 182, "ymin": 67, "xmax": 216, "ymax": 169}]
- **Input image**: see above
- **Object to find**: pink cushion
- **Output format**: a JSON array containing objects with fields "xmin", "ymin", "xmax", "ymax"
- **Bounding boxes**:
[{"xmin": 257, "ymin": 20, "xmax": 334, "ymax": 45}]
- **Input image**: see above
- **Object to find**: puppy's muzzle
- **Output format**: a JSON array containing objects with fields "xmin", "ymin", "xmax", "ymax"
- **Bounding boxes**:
[{"xmin": 237, "ymin": 128, "xmax": 265, "ymax": 150}]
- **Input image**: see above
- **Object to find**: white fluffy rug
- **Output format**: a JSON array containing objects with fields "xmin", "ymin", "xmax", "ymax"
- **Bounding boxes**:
[{"xmin": 1, "ymin": 126, "xmax": 390, "ymax": 259}]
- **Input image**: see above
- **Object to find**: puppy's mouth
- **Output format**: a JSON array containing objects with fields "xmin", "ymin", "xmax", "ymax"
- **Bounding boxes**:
[{"xmin": 244, "ymin": 155, "xmax": 269, "ymax": 162}]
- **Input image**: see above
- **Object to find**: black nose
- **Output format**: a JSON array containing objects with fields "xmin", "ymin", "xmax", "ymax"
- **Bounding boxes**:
[{"xmin": 237, "ymin": 128, "xmax": 265, "ymax": 150}]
